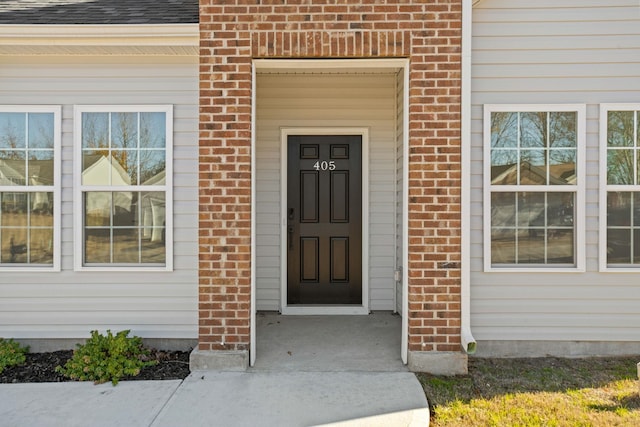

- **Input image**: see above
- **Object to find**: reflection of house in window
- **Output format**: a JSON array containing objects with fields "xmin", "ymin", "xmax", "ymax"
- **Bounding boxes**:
[
  {"xmin": 0, "ymin": 158, "xmax": 53, "ymax": 213},
  {"xmin": 491, "ymin": 161, "xmax": 576, "ymax": 186},
  {"xmin": 141, "ymin": 170, "xmax": 165, "ymax": 243},
  {"xmin": 82, "ymin": 154, "xmax": 132, "ymax": 224},
  {"xmin": 81, "ymin": 154, "xmax": 165, "ymax": 243}
]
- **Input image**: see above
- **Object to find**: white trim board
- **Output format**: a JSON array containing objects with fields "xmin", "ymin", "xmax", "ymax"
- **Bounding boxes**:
[{"xmin": 279, "ymin": 127, "xmax": 370, "ymax": 316}]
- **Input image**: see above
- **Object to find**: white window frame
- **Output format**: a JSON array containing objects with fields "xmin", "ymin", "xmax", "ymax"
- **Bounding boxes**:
[
  {"xmin": 73, "ymin": 105, "xmax": 173, "ymax": 272},
  {"xmin": 483, "ymin": 104, "xmax": 586, "ymax": 272},
  {"xmin": 599, "ymin": 103, "xmax": 640, "ymax": 272},
  {"xmin": 0, "ymin": 105, "xmax": 61, "ymax": 272}
]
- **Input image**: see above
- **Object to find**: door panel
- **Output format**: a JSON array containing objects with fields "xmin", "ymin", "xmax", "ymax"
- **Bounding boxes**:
[{"xmin": 287, "ymin": 135, "xmax": 362, "ymax": 305}]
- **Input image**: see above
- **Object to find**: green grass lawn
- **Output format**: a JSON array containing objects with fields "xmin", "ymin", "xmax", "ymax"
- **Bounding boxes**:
[{"xmin": 417, "ymin": 357, "xmax": 640, "ymax": 426}]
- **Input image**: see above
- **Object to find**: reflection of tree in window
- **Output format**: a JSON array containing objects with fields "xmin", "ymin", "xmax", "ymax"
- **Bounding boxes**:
[
  {"xmin": 491, "ymin": 112, "xmax": 576, "ymax": 186},
  {"xmin": 607, "ymin": 111, "xmax": 635, "ymax": 185},
  {"xmin": 488, "ymin": 108, "xmax": 578, "ymax": 267},
  {"xmin": 80, "ymin": 109, "xmax": 168, "ymax": 266},
  {"xmin": 0, "ymin": 112, "xmax": 55, "ymax": 266}
]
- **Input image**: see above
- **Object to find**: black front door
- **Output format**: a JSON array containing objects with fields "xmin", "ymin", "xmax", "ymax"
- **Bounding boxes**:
[{"xmin": 287, "ymin": 135, "xmax": 362, "ymax": 305}]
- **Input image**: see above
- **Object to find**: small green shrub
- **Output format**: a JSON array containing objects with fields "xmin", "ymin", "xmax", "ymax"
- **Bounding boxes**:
[
  {"xmin": 56, "ymin": 330, "xmax": 157, "ymax": 385},
  {"xmin": 0, "ymin": 338, "xmax": 29, "ymax": 374}
]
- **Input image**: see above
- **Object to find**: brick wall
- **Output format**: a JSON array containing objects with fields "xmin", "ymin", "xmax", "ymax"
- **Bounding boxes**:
[{"xmin": 198, "ymin": 0, "xmax": 463, "ymax": 355}]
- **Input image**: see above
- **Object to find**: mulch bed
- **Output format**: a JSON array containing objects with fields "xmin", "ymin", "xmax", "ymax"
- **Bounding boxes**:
[{"xmin": 0, "ymin": 350, "xmax": 191, "ymax": 383}]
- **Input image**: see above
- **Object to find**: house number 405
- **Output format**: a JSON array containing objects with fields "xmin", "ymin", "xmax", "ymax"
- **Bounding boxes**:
[{"xmin": 313, "ymin": 160, "xmax": 336, "ymax": 171}]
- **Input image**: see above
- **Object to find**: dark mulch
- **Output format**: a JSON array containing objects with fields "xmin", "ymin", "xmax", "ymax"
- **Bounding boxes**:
[{"xmin": 0, "ymin": 349, "xmax": 191, "ymax": 383}]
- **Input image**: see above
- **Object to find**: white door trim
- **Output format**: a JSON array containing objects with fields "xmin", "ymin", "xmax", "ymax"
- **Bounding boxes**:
[
  {"xmin": 250, "ymin": 61, "xmax": 257, "ymax": 366},
  {"xmin": 280, "ymin": 127, "xmax": 370, "ymax": 315}
]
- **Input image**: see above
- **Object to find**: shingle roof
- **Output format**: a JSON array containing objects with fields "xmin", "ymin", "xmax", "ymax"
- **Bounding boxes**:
[{"xmin": 0, "ymin": 0, "xmax": 199, "ymax": 24}]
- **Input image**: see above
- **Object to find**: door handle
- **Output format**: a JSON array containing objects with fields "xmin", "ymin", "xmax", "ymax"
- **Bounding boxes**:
[
  {"xmin": 288, "ymin": 208, "xmax": 295, "ymax": 220},
  {"xmin": 288, "ymin": 226, "xmax": 294, "ymax": 250}
]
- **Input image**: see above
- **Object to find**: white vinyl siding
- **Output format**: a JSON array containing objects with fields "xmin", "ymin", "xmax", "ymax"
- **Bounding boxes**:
[
  {"xmin": 0, "ymin": 55, "xmax": 198, "ymax": 340},
  {"xmin": 471, "ymin": 1, "xmax": 640, "ymax": 344},
  {"xmin": 256, "ymin": 72, "xmax": 398, "ymax": 311}
]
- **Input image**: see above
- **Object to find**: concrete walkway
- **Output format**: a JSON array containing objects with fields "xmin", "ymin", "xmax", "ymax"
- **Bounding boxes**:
[
  {"xmin": 0, "ymin": 314, "xmax": 429, "ymax": 426},
  {"xmin": 0, "ymin": 371, "xmax": 429, "ymax": 426}
]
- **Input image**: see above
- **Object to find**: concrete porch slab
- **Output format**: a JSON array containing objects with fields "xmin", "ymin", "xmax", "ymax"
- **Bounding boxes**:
[{"xmin": 255, "ymin": 312, "xmax": 405, "ymax": 372}]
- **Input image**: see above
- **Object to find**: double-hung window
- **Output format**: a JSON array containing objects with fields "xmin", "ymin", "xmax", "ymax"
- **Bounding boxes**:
[
  {"xmin": 74, "ymin": 106, "xmax": 173, "ymax": 271},
  {"xmin": 484, "ymin": 105, "xmax": 585, "ymax": 271},
  {"xmin": 0, "ymin": 106, "xmax": 60, "ymax": 271},
  {"xmin": 600, "ymin": 104, "xmax": 640, "ymax": 270}
]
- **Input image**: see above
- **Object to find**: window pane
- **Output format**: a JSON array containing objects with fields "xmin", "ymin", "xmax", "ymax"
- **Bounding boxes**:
[
  {"xmin": 491, "ymin": 228, "xmax": 515, "ymax": 264},
  {"xmin": 0, "ymin": 192, "xmax": 53, "ymax": 265},
  {"xmin": 140, "ymin": 150, "xmax": 165, "ymax": 185},
  {"xmin": 83, "ymin": 191, "xmax": 165, "ymax": 265},
  {"xmin": 608, "ymin": 192, "xmax": 631, "ymax": 226},
  {"xmin": 29, "ymin": 197, "xmax": 53, "ymax": 227},
  {"xmin": 491, "ymin": 112, "xmax": 517, "ymax": 148},
  {"xmin": 85, "ymin": 192, "xmax": 111, "ymax": 226},
  {"xmin": 30, "ymin": 228, "xmax": 53, "ymax": 264},
  {"xmin": 82, "ymin": 151, "xmax": 109, "ymax": 185},
  {"xmin": 608, "ymin": 228, "xmax": 631, "ymax": 264},
  {"xmin": 140, "ymin": 191, "xmax": 165, "ymax": 241},
  {"xmin": 140, "ymin": 113, "xmax": 166, "ymax": 149},
  {"xmin": 549, "ymin": 112, "xmax": 576, "ymax": 148},
  {"xmin": 28, "ymin": 151, "xmax": 54, "ymax": 187},
  {"xmin": 111, "ymin": 112, "xmax": 138, "ymax": 149},
  {"xmin": 517, "ymin": 228, "xmax": 545, "ymax": 264},
  {"xmin": 113, "ymin": 191, "xmax": 134, "ymax": 226},
  {"xmin": 520, "ymin": 112, "xmax": 547, "ymax": 148},
  {"xmin": 111, "ymin": 151, "xmax": 137, "ymax": 186},
  {"xmin": 141, "ymin": 239, "xmax": 165, "ymax": 263},
  {"xmin": 549, "ymin": 149, "xmax": 576, "ymax": 185},
  {"xmin": 1, "ymin": 192, "xmax": 27, "ymax": 215},
  {"xmin": 547, "ymin": 229, "xmax": 573, "ymax": 264},
  {"xmin": 113, "ymin": 228, "xmax": 139, "ymax": 263},
  {"xmin": 607, "ymin": 149, "xmax": 634, "ymax": 185},
  {"xmin": 0, "ymin": 113, "xmax": 26, "ymax": 149},
  {"xmin": 1, "ymin": 227, "xmax": 27, "ymax": 263},
  {"xmin": 547, "ymin": 192, "xmax": 574, "ymax": 226},
  {"xmin": 490, "ymin": 191, "xmax": 575, "ymax": 266},
  {"xmin": 82, "ymin": 112, "xmax": 109, "ymax": 149},
  {"xmin": 28, "ymin": 113, "xmax": 54, "ymax": 149},
  {"xmin": 491, "ymin": 192, "xmax": 516, "ymax": 227},
  {"xmin": 0, "ymin": 152, "xmax": 26, "ymax": 186},
  {"xmin": 85, "ymin": 229, "xmax": 111, "ymax": 263},
  {"xmin": 519, "ymin": 149, "xmax": 546, "ymax": 185},
  {"xmin": 607, "ymin": 111, "xmax": 634, "ymax": 147},
  {"xmin": 517, "ymin": 192, "xmax": 545, "ymax": 228}
]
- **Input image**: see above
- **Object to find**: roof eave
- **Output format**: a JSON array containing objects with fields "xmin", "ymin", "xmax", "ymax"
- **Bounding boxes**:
[{"xmin": 0, "ymin": 23, "xmax": 199, "ymax": 56}]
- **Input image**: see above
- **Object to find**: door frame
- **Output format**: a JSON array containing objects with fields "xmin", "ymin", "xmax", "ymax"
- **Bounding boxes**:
[
  {"xmin": 251, "ymin": 58, "xmax": 411, "ymax": 367},
  {"xmin": 280, "ymin": 127, "xmax": 370, "ymax": 315}
]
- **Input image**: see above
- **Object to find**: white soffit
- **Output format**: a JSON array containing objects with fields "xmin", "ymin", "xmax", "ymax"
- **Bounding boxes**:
[
  {"xmin": 254, "ymin": 58, "xmax": 406, "ymax": 75},
  {"xmin": 0, "ymin": 24, "xmax": 199, "ymax": 56}
]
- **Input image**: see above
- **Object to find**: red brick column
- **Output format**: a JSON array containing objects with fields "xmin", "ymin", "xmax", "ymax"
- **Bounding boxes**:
[
  {"xmin": 198, "ymin": 3, "xmax": 252, "ymax": 356},
  {"xmin": 198, "ymin": 0, "xmax": 464, "ymax": 373}
]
